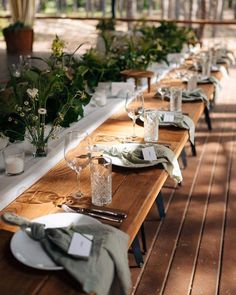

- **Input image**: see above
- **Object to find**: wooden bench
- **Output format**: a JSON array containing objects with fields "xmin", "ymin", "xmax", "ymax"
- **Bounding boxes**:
[{"xmin": 120, "ymin": 69, "xmax": 155, "ymax": 93}]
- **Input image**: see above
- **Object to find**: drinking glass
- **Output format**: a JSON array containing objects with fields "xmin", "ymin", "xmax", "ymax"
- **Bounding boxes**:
[
  {"xmin": 125, "ymin": 91, "xmax": 144, "ymax": 138},
  {"xmin": 187, "ymin": 74, "xmax": 198, "ymax": 91},
  {"xmin": 144, "ymin": 109, "xmax": 159, "ymax": 142},
  {"xmin": 64, "ymin": 131, "xmax": 91, "ymax": 198},
  {"xmin": 170, "ymin": 87, "xmax": 182, "ymax": 112},
  {"xmin": 90, "ymin": 156, "xmax": 112, "ymax": 206}
]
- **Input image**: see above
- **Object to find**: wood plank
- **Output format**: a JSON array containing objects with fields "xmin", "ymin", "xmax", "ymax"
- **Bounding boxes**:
[
  {"xmin": 0, "ymin": 230, "xmax": 51, "ymax": 295},
  {"xmin": 162, "ymin": 109, "xmax": 229, "ymax": 295},
  {"xmin": 190, "ymin": 119, "xmax": 235, "ymax": 294}
]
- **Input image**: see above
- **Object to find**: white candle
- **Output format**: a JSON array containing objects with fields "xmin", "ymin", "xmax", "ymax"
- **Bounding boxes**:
[
  {"xmin": 5, "ymin": 156, "xmax": 24, "ymax": 175},
  {"xmin": 95, "ymin": 95, "xmax": 107, "ymax": 106}
]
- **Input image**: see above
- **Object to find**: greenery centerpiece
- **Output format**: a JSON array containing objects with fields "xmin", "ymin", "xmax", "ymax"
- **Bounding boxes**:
[
  {"xmin": 0, "ymin": 36, "xmax": 91, "ymax": 157},
  {"xmin": 0, "ymin": 22, "xmax": 197, "ymax": 157}
]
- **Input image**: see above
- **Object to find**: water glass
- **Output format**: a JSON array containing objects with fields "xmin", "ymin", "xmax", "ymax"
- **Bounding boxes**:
[
  {"xmin": 187, "ymin": 74, "xmax": 198, "ymax": 91},
  {"xmin": 90, "ymin": 156, "xmax": 112, "ymax": 206},
  {"xmin": 201, "ymin": 59, "xmax": 211, "ymax": 77},
  {"xmin": 144, "ymin": 109, "xmax": 159, "ymax": 142},
  {"xmin": 3, "ymin": 144, "xmax": 25, "ymax": 176},
  {"xmin": 170, "ymin": 87, "xmax": 182, "ymax": 112}
]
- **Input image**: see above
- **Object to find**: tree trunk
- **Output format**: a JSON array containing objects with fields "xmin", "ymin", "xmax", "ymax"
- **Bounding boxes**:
[
  {"xmin": 126, "ymin": 0, "xmax": 137, "ymax": 29},
  {"xmin": 148, "ymin": 0, "xmax": 153, "ymax": 16},
  {"xmin": 1, "ymin": 0, "xmax": 7, "ymax": 10},
  {"xmin": 119, "ymin": 0, "xmax": 124, "ymax": 17},
  {"xmin": 212, "ymin": 0, "xmax": 225, "ymax": 36},
  {"xmin": 189, "ymin": 0, "xmax": 193, "ymax": 21},
  {"xmin": 86, "ymin": 0, "xmax": 94, "ymax": 17},
  {"xmin": 198, "ymin": 0, "xmax": 206, "ymax": 40},
  {"xmin": 112, "ymin": 0, "xmax": 116, "ymax": 18},
  {"xmin": 73, "ymin": 0, "xmax": 77, "ymax": 12},
  {"xmin": 175, "ymin": 0, "xmax": 181, "ymax": 19},
  {"xmin": 101, "ymin": 0, "xmax": 106, "ymax": 16},
  {"xmin": 168, "ymin": 0, "xmax": 174, "ymax": 18},
  {"xmin": 161, "ymin": 0, "xmax": 168, "ymax": 18},
  {"xmin": 228, "ymin": 0, "xmax": 233, "ymax": 8}
]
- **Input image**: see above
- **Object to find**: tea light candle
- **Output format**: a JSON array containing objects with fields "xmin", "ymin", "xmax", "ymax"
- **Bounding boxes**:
[
  {"xmin": 93, "ymin": 90, "xmax": 107, "ymax": 106},
  {"xmin": 95, "ymin": 95, "xmax": 107, "ymax": 106},
  {"xmin": 5, "ymin": 156, "xmax": 24, "ymax": 175}
]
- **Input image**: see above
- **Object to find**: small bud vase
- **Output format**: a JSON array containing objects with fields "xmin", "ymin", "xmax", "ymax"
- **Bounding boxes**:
[{"xmin": 33, "ymin": 142, "xmax": 47, "ymax": 157}]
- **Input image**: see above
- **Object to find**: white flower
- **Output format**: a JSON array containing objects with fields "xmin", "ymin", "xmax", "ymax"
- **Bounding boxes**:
[
  {"xmin": 27, "ymin": 88, "xmax": 38, "ymax": 99},
  {"xmin": 38, "ymin": 108, "xmax": 47, "ymax": 115}
]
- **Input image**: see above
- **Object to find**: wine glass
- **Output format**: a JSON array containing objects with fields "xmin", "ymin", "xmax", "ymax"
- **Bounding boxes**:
[
  {"xmin": 64, "ymin": 131, "xmax": 91, "ymax": 199},
  {"xmin": 125, "ymin": 91, "xmax": 144, "ymax": 138},
  {"xmin": 157, "ymin": 85, "xmax": 169, "ymax": 101}
]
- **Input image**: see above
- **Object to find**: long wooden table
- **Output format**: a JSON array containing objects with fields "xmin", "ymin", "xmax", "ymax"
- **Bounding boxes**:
[{"xmin": 0, "ymin": 69, "xmax": 222, "ymax": 294}]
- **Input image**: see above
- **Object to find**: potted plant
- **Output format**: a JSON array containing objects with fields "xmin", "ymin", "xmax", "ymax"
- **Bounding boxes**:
[{"xmin": 3, "ymin": 0, "xmax": 36, "ymax": 55}]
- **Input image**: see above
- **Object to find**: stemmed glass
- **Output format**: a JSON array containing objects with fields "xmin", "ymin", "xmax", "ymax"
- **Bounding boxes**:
[
  {"xmin": 125, "ymin": 91, "xmax": 144, "ymax": 138},
  {"xmin": 64, "ymin": 131, "xmax": 91, "ymax": 199},
  {"xmin": 157, "ymin": 85, "xmax": 169, "ymax": 101}
]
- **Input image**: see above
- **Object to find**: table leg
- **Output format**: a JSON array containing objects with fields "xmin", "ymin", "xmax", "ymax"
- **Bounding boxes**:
[
  {"xmin": 180, "ymin": 147, "xmax": 188, "ymax": 168},
  {"xmin": 155, "ymin": 191, "xmax": 166, "ymax": 219},
  {"xmin": 131, "ymin": 235, "xmax": 144, "ymax": 268},
  {"xmin": 190, "ymin": 141, "xmax": 197, "ymax": 156},
  {"xmin": 148, "ymin": 77, "xmax": 151, "ymax": 93},
  {"xmin": 204, "ymin": 106, "xmax": 212, "ymax": 130}
]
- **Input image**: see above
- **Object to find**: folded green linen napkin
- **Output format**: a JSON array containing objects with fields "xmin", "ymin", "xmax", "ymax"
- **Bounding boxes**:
[
  {"xmin": 217, "ymin": 50, "xmax": 235, "ymax": 65},
  {"xmin": 159, "ymin": 111, "xmax": 195, "ymax": 144},
  {"xmin": 100, "ymin": 144, "xmax": 182, "ymax": 183},
  {"xmin": 198, "ymin": 76, "xmax": 221, "ymax": 101},
  {"xmin": 181, "ymin": 88, "xmax": 209, "ymax": 107},
  {"xmin": 2, "ymin": 212, "xmax": 131, "ymax": 295}
]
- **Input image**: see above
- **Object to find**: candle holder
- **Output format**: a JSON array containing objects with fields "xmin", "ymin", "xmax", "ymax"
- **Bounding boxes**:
[{"xmin": 3, "ymin": 144, "xmax": 25, "ymax": 176}]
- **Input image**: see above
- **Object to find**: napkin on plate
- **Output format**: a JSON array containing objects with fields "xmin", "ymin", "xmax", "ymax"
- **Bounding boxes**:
[
  {"xmin": 181, "ymin": 88, "xmax": 209, "ymax": 107},
  {"xmin": 197, "ymin": 76, "xmax": 221, "ymax": 101},
  {"xmin": 159, "ymin": 112, "xmax": 195, "ymax": 144},
  {"xmin": 2, "ymin": 212, "xmax": 131, "ymax": 295},
  {"xmin": 101, "ymin": 144, "xmax": 182, "ymax": 183}
]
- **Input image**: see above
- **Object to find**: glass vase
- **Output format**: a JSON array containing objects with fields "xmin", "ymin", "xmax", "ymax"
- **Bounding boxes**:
[{"xmin": 33, "ymin": 142, "xmax": 47, "ymax": 157}]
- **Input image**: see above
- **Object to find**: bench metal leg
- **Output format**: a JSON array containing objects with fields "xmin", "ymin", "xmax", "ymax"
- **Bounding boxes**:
[
  {"xmin": 204, "ymin": 106, "xmax": 212, "ymax": 130},
  {"xmin": 190, "ymin": 141, "xmax": 197, "ymax": 156},
  {"xmin": 155, "ymin": 191, "xmax": 166, "ymax": 219},
  {"xmin": 140, "ymin": 223, "xmax": 147, "ymax": 254},
  {"xmin": 180, "ymin": 147, "xmax": 187, "ymax": 168},
  {"xmin": 131, "ymin": 235, "xmax": 144, "ymax": 268}
]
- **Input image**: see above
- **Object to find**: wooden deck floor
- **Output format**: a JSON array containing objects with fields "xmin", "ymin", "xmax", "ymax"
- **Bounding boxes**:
[{"xmin": 129, "ymin": 66, "xmax": 236, "ymax": 295}]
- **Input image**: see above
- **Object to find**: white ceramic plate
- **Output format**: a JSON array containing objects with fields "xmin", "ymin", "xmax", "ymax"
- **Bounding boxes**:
[
  {"xmin": 10, "ymin": 212, "xmax": 100, "ymax": 270},
  {"xmin": 103, "ymin": 143, "xmax": 162, "ymax": 168}
]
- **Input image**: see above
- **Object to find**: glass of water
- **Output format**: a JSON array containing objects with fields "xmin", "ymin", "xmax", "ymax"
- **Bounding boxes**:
[
  {"xmin": 170, "ymin": 87, "xmax": 182, "ymax": 112},
  {"xmin": 144, "ymin": 109, "xmax": 159, "ymax": 143},
  {"xmin": 90, "ymin": 156, "xmax": 112, "ymax": 206}
]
